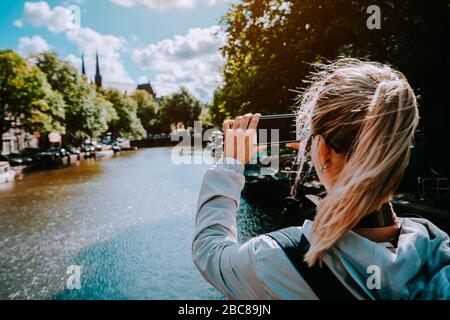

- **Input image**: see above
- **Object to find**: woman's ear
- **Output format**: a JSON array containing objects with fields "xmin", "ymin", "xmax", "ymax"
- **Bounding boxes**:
[{"xmin": 316, "ymin": 135, "xmax": 331, "ymax": 167}]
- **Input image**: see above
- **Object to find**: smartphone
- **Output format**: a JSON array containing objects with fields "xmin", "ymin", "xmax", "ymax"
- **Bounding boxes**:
[{"xmin": 256, "ymin": 114, "xmax": 297, "ymax": 145}]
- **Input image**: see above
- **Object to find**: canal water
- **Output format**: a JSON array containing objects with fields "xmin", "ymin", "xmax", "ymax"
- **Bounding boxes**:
[{"xmin": 0, "ymin": 148, "xmax": 301, "ymax": 300}]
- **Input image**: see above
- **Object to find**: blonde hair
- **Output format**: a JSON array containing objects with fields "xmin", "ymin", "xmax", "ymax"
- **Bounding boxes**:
[{"xmin": 294, "ymin": 58, "xmax": 419, "ymax": 267}]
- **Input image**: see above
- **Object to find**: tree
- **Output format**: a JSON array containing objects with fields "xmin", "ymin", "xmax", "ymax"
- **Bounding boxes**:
[
  {"xmin": 213, "ymin": 0, "xmax": 450, "ymax": 175},
  {"xmin": 79, "ymin": 90, "xmax": 117, "ymax": 141},
  {"xmin": 100, "ymin": 88, "xmax": 146, "ymax": 139},
  {"xmin": 34, "ymin": 52, "xmax": 115, "ymax": 144},
  {"xmin": 131, "ymin": 89, "xmax": 160, "ymax": 134},
  {"xmin": 0, "ymin": 50, "xmax": 65, "ymax": 151},
  {"xmin": 159, "ymin": 88, "xmax": 202, "ymax": 131},
  {"xmin": 198, "ymin": 104, "xmax": 215, "ymax": 129},
  {"xmin": 19, "ymin": 69, "xmax": 66, "ymax": 135}
]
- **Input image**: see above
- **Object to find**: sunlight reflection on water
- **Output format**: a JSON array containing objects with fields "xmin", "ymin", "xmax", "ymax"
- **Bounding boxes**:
[{"xmin": 0, "ymin": 148, "xmax": 291, "ymax": 300}]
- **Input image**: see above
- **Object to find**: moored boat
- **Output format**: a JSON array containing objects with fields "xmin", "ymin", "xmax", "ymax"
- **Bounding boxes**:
[{"xmin": 94, "ymin": 145, "xmax": 114, "ymax": 159}]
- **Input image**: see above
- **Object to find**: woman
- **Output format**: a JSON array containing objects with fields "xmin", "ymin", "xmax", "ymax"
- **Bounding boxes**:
[{"xmin": 192, "ymin": 59, "xmax": 450, "ymax": 299}]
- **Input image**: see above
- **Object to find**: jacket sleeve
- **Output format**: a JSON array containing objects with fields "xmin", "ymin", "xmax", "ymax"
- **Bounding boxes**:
[{"xmin": 192, "ymin": 159, "xmax": 274, "ymax": 299}]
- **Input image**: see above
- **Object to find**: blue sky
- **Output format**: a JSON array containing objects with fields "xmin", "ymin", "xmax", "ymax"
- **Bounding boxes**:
[{"xmin": 0, "ymin": 0, "xmax": 232, "ymax": 101}]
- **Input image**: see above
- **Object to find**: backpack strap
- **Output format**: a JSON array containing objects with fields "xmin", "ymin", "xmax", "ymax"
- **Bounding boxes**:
[{"xmin": 266, "ymin": 228, "xmax": 357, "ymax": 300}]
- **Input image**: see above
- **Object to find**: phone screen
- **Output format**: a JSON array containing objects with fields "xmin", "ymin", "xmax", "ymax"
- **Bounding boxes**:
[{"xmin": 256, "ymin": 114, "xmax": 297, "ymax": 145}]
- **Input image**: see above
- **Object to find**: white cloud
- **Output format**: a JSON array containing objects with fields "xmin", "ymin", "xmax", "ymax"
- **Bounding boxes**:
[
  {"xmin": 66, "ymin": 53, "xmax": 82, "ymax": 69},
  {"xmin": 132, "ymin": 25, "xmax": 226, "ymax": 100},
  {"xmin": 110, "ymin": 0, "xmax": 194, "ymax": 10},
  {"xmin": 137, "ymin": 75, "xmax": 149, "ymax": 83},
  {"xmin": 66, "ymin": 27, "xmax": 134, "ymax": 85},
  {"xmin": 205, "ymin": 0, "xmax": 218, "ymax": 6},
  {"xmin": 109, "ymin": 0, "xmax": 218, "ymax": 10},
  {"xmin": 14, "ymin": 2, "xmax": 132, "ymax": 90},
  {"xmin": 15, "ymin": 1, "xmax": 73, "ymax": 33},
  {"xmin": 18, "ymin": 35, "xmax": 50, "ymax": 55},
  {"xmin": 13, "ymin": 20, "xmax": 23, "ymax": 28}
]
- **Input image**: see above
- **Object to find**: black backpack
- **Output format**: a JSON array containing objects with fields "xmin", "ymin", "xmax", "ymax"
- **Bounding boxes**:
[{"xmin": 266, "ymin": 227, "xmax": 358, "ymax": 300}]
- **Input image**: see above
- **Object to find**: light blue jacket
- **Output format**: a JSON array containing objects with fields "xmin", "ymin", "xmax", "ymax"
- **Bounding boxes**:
[{"xmin": 192, "ymin": 159, "xmax": 450, "ymax": 299}]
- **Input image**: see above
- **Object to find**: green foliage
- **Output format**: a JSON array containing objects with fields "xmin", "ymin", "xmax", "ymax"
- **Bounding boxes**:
[
  {"xmin": 214, "ymin": 0, "xmax": 449, "ymax": 119},
  {"xmin": 198, "ymin": 104, "xmax": 215, "ymax": 129},
  {"xmin": 213, "ymin": 0, "xmax": 450, "ymax": 173},
  {"xmin": 79, "ymin": 90, "xmax": 117, "ymax": 141},
  {"xmin": 132, "ymin": 89, "xmax": 160, "ymax": 134},
  {"xmin": 34, "ymin": 52, "xmax": 116, "ymax": 143},
  {"xmin": 0, "ymin": 49, "xmax": 66, "ymax": 138},
  {"xmin": 1, "ymin": 50, "xmax": 152, "ymax": 147},
  {"xmin": 100, "ymin": 87, "xmax": 146, "ymax": 139},
  {"xmin": 159, "ymin": 88, "xmax": 202, "ymax": 131}
]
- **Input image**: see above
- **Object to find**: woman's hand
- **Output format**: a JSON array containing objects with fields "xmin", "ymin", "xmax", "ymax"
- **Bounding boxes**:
[
  {"xmin": 222, "ymin": 113, "xmax": 261, "ymax": 164},
  {"xmin": 286, "ymin": 142, "xmax": 300, "ymax": 150}
]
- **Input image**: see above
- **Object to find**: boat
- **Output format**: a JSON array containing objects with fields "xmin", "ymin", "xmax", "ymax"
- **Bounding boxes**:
[
  {"xmin": 0, "ymin": 161, "xmax": 16, "ymax": 184},
  {"xmin": 12, "ymin": 147, "xmax": 63, "ymax": 168},
  {"xmin": 117, "ymin": 137, "xmax": 132, "ymax": 150},
  {"xmin": 94, "ymin": 144, "xmax": 114, "ymax": 159}
]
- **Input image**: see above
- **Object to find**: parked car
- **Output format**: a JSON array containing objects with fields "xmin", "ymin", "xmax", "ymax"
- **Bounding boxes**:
[
  {"xmin": 49, "ymin": 147, "xmax": 69, "ymax": 159},
  {"xmin": 101, "ymin": 136, "xmax": 121, "ymax": 153},
  {"xmin": 104, "ymin": 141, "xmax": 121, "ymax": 153},
  {"xmin": 81, "ymin": 143, "xmax": 96, "ymax": 158},
  {"xmin": 40, "ymin": 148, "xmax": 65, "ymax": 162},
  {"xmin": 111, "ymin": 143, "xmax": 121, "ymax": 153},
  {"xmin": 0, "ymin": 154, "xmax": 33, "ymax": 167},
  {"xmin": 160, "ymin": 133, "xmax": 169, "ymax": 140},
  {"xmin": 11, "ymin": 149, "xmax": 41, "ymax": 163},
  {"xmin": 101, "ymin": 134, "xmax": 119, "ymax": 152},
  {"xmin": 62, "ymin": 146, "xmax": 81, "ymax": 163},
  {"xmin": 67, "ymin": 146, "xmax": 81, "ymax": 157}
]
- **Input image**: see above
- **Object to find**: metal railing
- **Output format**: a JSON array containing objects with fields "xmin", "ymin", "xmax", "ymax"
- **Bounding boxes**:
[{"xmin": 421, "ymin": 177, "xmax": 450, "ymax": 195}]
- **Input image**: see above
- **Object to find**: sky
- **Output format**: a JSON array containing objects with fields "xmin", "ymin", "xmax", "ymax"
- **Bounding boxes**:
[{"xmin": 0, "ymin": 0, "xmax": 232, "ymax": 101}]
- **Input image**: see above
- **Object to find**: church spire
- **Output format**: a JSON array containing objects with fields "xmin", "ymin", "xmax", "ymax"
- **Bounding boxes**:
[
  {"xmin": 81, "ymin": 54, "xmax": 86, "ymax": 77},
  {"xmin": 95, "ymin": 52, "xmax": 102, "ymax": 88}
]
